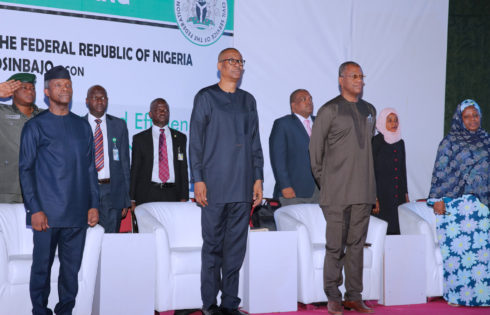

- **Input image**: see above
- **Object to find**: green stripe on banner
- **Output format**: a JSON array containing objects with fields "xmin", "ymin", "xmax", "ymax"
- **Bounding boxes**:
[
  {"xmin": 0, "ymin": 0, "xmax": 234, "ymax": 31},
  {"xmin": 445, "ymin": 0, "xmax": 489, "ymax": 135}
]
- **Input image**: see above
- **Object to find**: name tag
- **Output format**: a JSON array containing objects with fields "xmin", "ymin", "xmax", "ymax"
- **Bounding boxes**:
[
  {"xmin": 178, "ymin": 153, "xmax": 184, "ymax": 161},
  {"xmin": 113, "ymin": 147, "xmax": 120, "ymax": 161},
  {"xmin": 112, "ymin": 137, "xmax": 120, "ymax": 161},
  {"xmin": 5, "ymin": 114, "xmax": 20, "ymax": 120}
]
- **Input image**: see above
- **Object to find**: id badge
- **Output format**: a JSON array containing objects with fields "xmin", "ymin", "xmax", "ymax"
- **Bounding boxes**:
[
  {"xmin": 112, "ymin": 138, "xmax": 120, "ymax": 161},
  {"xmin": 113, "ymin": 148, "xmax": 120, "ymax": 161}
]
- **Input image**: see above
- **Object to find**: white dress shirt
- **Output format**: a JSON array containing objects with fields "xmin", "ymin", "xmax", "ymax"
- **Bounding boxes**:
[
  {"xmin": 294, "ymin": 113, "xmax": 313, "ymax": 136},
  {"xmin": 88, "ymin": 113, "xmax": 110, "ymax": 179},
  {"xmin": 151, "ymin": 124, "xmax": 175, "ymax": 183}
]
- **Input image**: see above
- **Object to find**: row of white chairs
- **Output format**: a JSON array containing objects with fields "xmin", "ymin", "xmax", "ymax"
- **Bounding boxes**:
[{"xmin": 0, "ymin": 201, "xmax": 441, "ymax": 314}]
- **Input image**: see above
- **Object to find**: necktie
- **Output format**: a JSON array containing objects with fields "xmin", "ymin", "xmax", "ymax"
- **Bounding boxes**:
[
  {"xmin": 304, "ymin": 119, "xmax": 312, "ymax": 137},
  {"xmin": 94, "ymin": 119, "xmax": 104, "ymax": 171},
  {"xmin": 159, "ymin": 128, "xmax": 169, "ymax": 183}
]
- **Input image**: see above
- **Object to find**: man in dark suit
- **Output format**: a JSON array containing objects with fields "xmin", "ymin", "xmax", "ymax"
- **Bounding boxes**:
[
  {"xmin": 190, "ymin": 48, "xmax": 264, "ymax": 315},
  {"xmin": 130, "ymin": 98, "xmax": 189, "ymax": 207},
  {"xmin": 84, "ymin": 85, "xmax": 131, "ymax": 233},
  {"xmin": 19, "ymin": 65, "xmax": 99, "ymax": 315},
  {"xmin": 269, "ymin": 89, "xmax": 319, "ymax": 206}
]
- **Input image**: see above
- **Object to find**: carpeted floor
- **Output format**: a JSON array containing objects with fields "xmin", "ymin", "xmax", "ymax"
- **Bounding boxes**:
[{"xmin": 157, "ymin": 298, "xmax": 490, "ymax": 315}]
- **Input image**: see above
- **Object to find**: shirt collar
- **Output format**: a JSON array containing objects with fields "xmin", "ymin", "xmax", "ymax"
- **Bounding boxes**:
[
  {"xmin": 152, "ymin": 124, "xmax": 169, "ymax": 135},
  {"xmin": 294, "ymin": 113, "xmax": 312, "ymax": 123},
  {"xmin": 89, "ymin": 112, "xmax": 106, "ymax": 122},
  {"xmin": 11, "ymin": 102, "xmax": 40, "ymax": 117}
]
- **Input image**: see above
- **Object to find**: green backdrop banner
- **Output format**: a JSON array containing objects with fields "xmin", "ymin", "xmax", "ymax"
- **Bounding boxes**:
[{"xmin": 0, "ymin": 0, "xmax": 234, "ymax": 31}]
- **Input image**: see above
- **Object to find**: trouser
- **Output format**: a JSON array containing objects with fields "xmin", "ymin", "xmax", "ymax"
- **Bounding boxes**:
[
  {"xmin": 30, "ymin": 227, "xmax": 87, "ymax": 315},
  {"xmin": 97, "ymin": 183, "xmax": 122, "ymax": 233},
  {"xmin": 200, "ymin": 202, "xmax": 250, "ymax": 309},
  {"xmin": 321, "ymin": 204, "xmax": 371, "ymax": 302}
]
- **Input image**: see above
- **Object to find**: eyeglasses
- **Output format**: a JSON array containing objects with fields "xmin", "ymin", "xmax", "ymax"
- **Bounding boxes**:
[
  {"xmin": 342, "ymin": 74, "xmax": 366, "ymax": 80},
  {"xmin": 219, "ymin": 58, "xmax": 246, "ymax": 66},
  {"xmin": 89, "ymin": 96, "xmax": 107, "ymax": 101}
]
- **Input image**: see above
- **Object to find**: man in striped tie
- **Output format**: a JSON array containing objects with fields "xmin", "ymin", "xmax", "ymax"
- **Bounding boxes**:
[
  {"xmin": 269, "ymin": 89, "xmax": 319, "ymax": 206},
  {"xmin": 85, "ymin": 85, "xmax": 131, "ymax": 233}
]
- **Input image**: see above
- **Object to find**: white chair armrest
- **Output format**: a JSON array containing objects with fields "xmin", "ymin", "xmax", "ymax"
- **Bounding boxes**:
[
  {"xmin": 365, "ymin": 216, "xmax": 387, "ymax": 300},
  {"xmin": 135, "ymin": 207, "xmax": 172, "ymax": 310},
  {"xmin": 275, "ymin": 209, "xmax": 318, "ymax": 303},
  {"xmin": 74, "ymin": 224, "xmax": 104, "ymax": 315},
  {"xmin": 399, "ymin": 204, "xmax": 443, "ymax": 297},
  {"xmin": 135, "ymin": 207, "xmax": 164, "ymax": 233}
]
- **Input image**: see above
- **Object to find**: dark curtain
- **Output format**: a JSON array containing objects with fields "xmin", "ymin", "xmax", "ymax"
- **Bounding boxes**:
[{"xmin": 445, "ymin": 0, "xmax": 490, "ymax": 135}]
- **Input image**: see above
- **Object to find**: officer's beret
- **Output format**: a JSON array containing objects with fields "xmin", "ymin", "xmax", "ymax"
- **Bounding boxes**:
[{"xmin": 8, "ymin": 73, "xmax": 36, "ymax": 84}]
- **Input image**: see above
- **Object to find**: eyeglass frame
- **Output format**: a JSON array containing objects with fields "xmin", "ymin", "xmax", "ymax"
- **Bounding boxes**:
[
  {"xmin": 88, "ymin": 96, "xmax": 108, "ymax": 101},
  {"xmin": 219, "ymin": 58, "xmax": 246, "ymax": 66},
  {"xmin": 341, "ymin": 74, "xmax": 366, "ymax": 80}
]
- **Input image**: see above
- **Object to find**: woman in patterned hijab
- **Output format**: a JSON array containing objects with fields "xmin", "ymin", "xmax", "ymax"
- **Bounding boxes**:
[
  {"xmin": 428, "ymin": 99, "xmax": 489, "ymax": 306},
  {"xmin": 429, "ymin": 99, "xmax": 489, "ymax": 206}
]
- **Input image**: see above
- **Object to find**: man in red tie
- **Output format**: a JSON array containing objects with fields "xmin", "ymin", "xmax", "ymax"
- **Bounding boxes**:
[
  {"xmin": 130, "ymin": 98, "xmax": 189, "ymax": 208},
  {"xmin": 269, "ymin": 89, "xmax": 319, "ymax": 206}
]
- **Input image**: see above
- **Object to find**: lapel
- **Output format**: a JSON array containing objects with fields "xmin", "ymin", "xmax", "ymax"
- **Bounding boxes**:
[
  {"xmin": 106, "ymin": 115, "xmax": 115, "ymax": 167},
  {"xmin": 169, "ymin": 128, "xmax": 179, "ymax": 164},
  {"xmin": 144, "ymin": 127, "xmax": 154, "ymax": 159},
  {"xmin": 291, "ymin": 114, "xmax": 310, "ymax": 140}
]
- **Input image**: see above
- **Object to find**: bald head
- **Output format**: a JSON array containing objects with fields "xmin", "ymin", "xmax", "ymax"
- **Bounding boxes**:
[
  {"xmin": 87, "ymin": 85, "xmax": 107, "ymax": 98},
  {"xmin": 218, "ymin": 47, "xmax": 240, "ymax": 61},
  {"xmin": 149, "ymin": 98, "xmax": 170, "ymax": 128}
]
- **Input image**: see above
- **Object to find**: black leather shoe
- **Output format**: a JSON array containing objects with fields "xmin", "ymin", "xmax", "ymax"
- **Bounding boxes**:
[
  {"xmin": 175, "ymin": 309, "xmax": 201, "ymax": 315},
  {"xmin": 219, "ymin": 307, "xmax": 246, "ymax": 315},
  {"xmin": 202, "ymin": 305, "xmax": 223, "ymax": 315}
]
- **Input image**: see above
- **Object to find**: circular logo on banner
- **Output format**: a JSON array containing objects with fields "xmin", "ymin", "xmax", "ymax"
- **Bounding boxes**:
[{"xmin": 175, "ymin": 0, "xmax": 228, "ymax": 46}]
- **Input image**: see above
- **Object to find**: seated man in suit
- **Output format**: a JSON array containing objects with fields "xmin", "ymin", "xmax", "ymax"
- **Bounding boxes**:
[
  {"xmin": 130, "ymin": 98, "xmax": 189, "ymax": 207},
  {"xmin": 269, "ymin": 89, "xmax": 319, "ymax": 206},
  {"xmin": 84, "ymin": 85, "xmax": 131, "ymax": 233}
]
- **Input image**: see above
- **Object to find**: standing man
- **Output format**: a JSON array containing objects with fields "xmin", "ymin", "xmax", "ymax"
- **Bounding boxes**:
[
  {"xmin": 190, "ymin": 48, "xmax": 264, "ymax": 315},
  {"xmin": 0, "ymin": 73, "xmax": 42, "ymax": 203},
  {"xmin": 269, "ymin": 89, "xmax": 318, "ymax": 206},
  {"xmin": 309, "ymin": 61, "xmax": 376, "ymax": 315},
  {"xmin": 84, "ymin": 85, "xmax": 131, "ymax": 233},
  {"xmin": 130, "ymin": 98, "xmax": 189, "ymax": 206},
  {"xmin": 19, "ymin": 66, "xmax": 99, "ymax": 315}
]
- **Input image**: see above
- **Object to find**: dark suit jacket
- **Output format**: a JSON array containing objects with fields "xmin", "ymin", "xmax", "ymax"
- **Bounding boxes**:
[
  {"xmin": 130, "ymin": 127, "xmax": 189, "ymax": 204},
  {"xmin": 84, "ymin": 114, "xmax": 131, "ymax": 210},
  {"xmin": 269, "ymin": 114, "xmax": 317, "ymax": 199}
]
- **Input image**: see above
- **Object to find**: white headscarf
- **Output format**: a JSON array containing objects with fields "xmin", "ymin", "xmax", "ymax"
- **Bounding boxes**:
[{"xmin": 376, "ymin": 107, "xmax": 401, "ymax": 144}]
